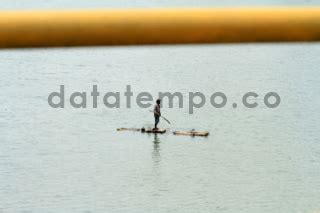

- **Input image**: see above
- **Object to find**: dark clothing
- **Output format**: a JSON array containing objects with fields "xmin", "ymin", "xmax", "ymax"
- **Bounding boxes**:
[
  {"xmin": 154, "ymin": 103, "xmax": 161, "ymax": 129},
  {"xmin": 154, "ymin": 116, "xmax": 160, "ymax": 129}
]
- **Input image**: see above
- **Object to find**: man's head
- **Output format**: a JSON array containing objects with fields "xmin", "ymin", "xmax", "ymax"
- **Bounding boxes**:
[{"xmin": 156, "ymin": 99, "xmax": 161, "ymax": 105}]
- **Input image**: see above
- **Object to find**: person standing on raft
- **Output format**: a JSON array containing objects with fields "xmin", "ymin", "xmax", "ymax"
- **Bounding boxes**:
[{"xmin": 153, "ymin": 99, "xmax": 161, "ymax": 130}]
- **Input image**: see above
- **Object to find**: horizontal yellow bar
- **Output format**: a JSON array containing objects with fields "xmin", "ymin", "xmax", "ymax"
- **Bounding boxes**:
[{"xmin": 0, "ymin": 7, "xmax": 320, "ymax": 48}]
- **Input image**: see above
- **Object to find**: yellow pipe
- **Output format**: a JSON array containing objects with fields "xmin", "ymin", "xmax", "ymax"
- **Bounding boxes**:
[{"xmin": 0, "ymin": 7, "xmax": 320, "ymax": 48}]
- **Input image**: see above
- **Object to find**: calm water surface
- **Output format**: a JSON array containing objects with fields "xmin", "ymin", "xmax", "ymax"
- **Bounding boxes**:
[{"xmin": 1, "ymin": 1, "xmax": 320, "ymax": 213}]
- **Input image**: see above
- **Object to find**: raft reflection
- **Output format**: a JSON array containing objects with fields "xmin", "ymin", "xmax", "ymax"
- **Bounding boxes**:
[{"xmin": 152, "ymin": 134, "xmax": 161, "ymax": 166}]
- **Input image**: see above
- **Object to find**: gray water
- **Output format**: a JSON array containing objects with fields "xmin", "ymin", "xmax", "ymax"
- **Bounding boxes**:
[{"xmin": 1, "ymin": 1, "xmax": 320, "ymax": 213}]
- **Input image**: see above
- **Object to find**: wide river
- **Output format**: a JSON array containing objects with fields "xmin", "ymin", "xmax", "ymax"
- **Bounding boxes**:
[{"xmin": 1, "ymin": 1, "xmax": 320, "ymax": 212}]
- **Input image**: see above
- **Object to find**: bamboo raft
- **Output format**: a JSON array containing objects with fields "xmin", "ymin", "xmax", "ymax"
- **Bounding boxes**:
[
  {"xmin": 116, "ymin": 128, "xmax": 166, "ymax": 134},
  {"xmin": 117, "ymin": 128, "xmax": 209, "ymax": 136},
  {"xmin": 173, "ymin": 130, "xmax": 209, "ymax": 137}
]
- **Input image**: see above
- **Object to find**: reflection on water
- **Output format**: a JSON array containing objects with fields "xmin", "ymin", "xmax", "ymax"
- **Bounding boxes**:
[{"xmin": 152, "ymin": 134, "xmax": 161, "ymax": 170}]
